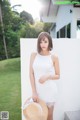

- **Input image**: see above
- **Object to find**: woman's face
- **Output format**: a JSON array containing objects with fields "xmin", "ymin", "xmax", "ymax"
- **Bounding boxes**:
[{"xmin": 40, "ymin": 37, "xmax": 49, "ymax": 51}]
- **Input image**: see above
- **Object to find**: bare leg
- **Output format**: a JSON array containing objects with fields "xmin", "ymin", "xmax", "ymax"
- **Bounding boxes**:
[{"xmin": 47, "ymin": 103, "xmax": 54, "ymax": 120}]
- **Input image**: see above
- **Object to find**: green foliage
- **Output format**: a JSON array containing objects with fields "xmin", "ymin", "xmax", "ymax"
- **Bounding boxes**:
[
  {"xmin": 5, "ymin": 29, "xmax": 20, "ymax": 58},
  {"xmin": 20, "ymin": 10, "xmax": 34, "ymax": 24},
  {"xmin": 0, "ymin": 0, "xmax": 53, "ymax": 60},
  {"xmin": 33, "ymin": 21, "xmax": 44, "ymax": 32},
  {"xmin": 0, "ymin": 0, "xmax": 22, "ymax": 60},
  {"xmin": 43, "ymin": 23, "xmax": 53, "ymax": 32},
  {"xmin": 11, "ymin": 15, "xmax": 23, "ymax": 31},
  {"xmin": 0, "ymin": 39, "xmax": 6, "ymax": 60},
  {"xmin": 19, "ymin": 21, "xmax": 44, "ymax": 38},
  {"xmin": 1, "ymin": 0, "xmax": 12, "ymax": 26}
]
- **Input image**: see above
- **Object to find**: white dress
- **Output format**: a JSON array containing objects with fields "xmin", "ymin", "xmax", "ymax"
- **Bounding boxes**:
[{"xmin": 32, "ymin": 53, "xmax": 58, "ymax": 103}]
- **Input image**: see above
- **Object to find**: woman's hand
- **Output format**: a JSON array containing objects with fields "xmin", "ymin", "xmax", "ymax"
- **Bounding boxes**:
[
  {"xmin": 32, "ymin": 92, "xmax": 39, "ymax": 103},
  {"xmin": 39, "ymin": 75, "xmax": 49, "ymax": 84}
]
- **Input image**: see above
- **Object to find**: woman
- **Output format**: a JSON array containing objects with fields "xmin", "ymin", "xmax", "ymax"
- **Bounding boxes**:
[{"xmin": 29, "ymin": 32, "xmax": 60, "ymax": 120}]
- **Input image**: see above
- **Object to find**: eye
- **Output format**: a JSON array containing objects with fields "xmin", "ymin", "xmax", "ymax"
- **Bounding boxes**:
[{"xmin": 44, "ymin": 41, "xmax": 47, "ymax": 43}]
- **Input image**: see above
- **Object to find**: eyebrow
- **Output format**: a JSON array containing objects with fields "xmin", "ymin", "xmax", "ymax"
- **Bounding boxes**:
[{"xmin": 41, "ymin": 37, "xmax": 48, "ymax": 41}]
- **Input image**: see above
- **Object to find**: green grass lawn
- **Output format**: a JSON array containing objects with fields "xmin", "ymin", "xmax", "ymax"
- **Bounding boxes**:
[{"xmin": 0, "ymin": 58, "xmax": 21, "ymax": 120}]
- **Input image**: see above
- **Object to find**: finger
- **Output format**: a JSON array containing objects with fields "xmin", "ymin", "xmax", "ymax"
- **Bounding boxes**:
[
  {"xmin": 36, "ymin": 98, "xmax": 39, "ymax": 102},
  {"xmin": 34, "ymin": 97, "xmax": 37, "ymax": 102}
]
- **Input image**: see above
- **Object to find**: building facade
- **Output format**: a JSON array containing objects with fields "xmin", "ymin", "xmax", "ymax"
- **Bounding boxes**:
[{"xmin": 40, "ymin": 0, "xmax": 80, "ymax": 38}]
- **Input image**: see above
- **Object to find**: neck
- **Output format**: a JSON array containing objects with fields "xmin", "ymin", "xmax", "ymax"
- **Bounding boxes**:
[{"xmin": 40, "ymin": 51, "xmax": 50, "ymax": 55}]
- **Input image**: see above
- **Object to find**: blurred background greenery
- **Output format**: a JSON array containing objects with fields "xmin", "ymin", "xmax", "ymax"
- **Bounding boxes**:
[{"xmin": 0, "ymin": 0, "xmax": 52, "ymax": 60}]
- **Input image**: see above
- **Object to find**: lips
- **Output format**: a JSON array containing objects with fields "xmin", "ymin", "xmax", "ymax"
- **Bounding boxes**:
[{"xmin": 42, "ymin": 47, "xmax": 46, "ymax": 48}]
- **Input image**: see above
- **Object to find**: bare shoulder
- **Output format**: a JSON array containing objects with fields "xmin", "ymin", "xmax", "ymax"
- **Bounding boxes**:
[
  {"xmin": 51, "ymin": 53, "xmax": 59, "ymax": 63},
  {"xmin": 30, "ymin": 52, "xmax": 37, "ymax": 61},
  {"xmin": 31, "ymin": 52, "xmax": 37, "ymax": 57}
]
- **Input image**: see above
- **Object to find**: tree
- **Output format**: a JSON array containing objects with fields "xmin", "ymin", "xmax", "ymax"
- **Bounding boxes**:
[
  {"xmin": 20, "ymin": 11, "xmax": 34, "ymax": 24},
  {"xmin": 33, "ymin": 21, "xmax": 44, "ymax": 32},
  {"xmin": 43, "ymin": 23, "xmax": 53, "ymax": 32},
  {"xmin": 0, "ymin": 0, "xmax": 22, "ymax": 59},
  {"xmin": 0, "ymin": 1, "xmax": 8, "ymax": 59}
]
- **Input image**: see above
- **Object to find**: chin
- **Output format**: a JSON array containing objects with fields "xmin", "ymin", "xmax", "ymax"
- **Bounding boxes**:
[{"xmin": 42, "ymin": 48, "xmax": 47, "ymax": 51}]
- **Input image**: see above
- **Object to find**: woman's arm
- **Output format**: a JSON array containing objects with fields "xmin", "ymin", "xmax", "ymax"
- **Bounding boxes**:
[
  {"xmin": 48, "ymin": 54, "xmax": 60, "ymax": 80},
  {"xmin": 29, "ymin": 53, "xmax": 37, "ymax": 94},
  {"xmin": 29, "ymin": 53, "xmax": 39, "ymax": 102}
]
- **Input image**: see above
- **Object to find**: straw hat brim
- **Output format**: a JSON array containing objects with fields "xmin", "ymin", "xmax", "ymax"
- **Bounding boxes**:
[{"xmin": 23, "ymin": 97, "xmax": 48, "ymax": 120}]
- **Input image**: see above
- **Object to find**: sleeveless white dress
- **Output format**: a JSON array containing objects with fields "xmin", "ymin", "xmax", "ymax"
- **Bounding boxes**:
[{"xmin": 32, "ymin": 53, "xmax": 58, "ymax": 103}]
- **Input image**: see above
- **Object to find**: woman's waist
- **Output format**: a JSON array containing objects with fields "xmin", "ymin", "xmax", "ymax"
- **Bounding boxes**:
[
  {"xmin": 34, "ymin": 72, "xmax": 55, "ymax": 80},
  {"xmin": 35, "ymin": 79, "xmax": 57, "ymax": 87}
]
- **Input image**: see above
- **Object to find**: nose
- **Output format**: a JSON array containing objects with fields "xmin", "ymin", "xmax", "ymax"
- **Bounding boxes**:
[{"xmin": 41, "ymin": 42, "xmax": 45, "ymax": 46}]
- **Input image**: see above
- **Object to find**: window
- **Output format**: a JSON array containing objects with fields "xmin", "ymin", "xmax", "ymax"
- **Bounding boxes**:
[
  {"xmin": 77, "ymin": 20, "xmax": 80, "ymax": 38},
  {"xmin": 67, "ymin": 23, "xmax": 71, "ymax": 38},
  {"xmin": 60, "ymin": 26, "xmax": 65, "ymax": 38},
  {"xmin": 77, "ymin": 20, "xmax": 80, "ymax": 30},
  {"xmin": 56, "ymin": 23, "xmax": 71, "ymax": 38},
  {"xmin": 57, "ymin": 31, "xmax": 59, "ymax": 38}
]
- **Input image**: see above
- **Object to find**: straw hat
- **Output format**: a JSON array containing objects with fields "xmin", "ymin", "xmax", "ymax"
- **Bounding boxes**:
[{"xmin": 23, "ymin": 97, "xmax": 48, "ymax": 120}]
